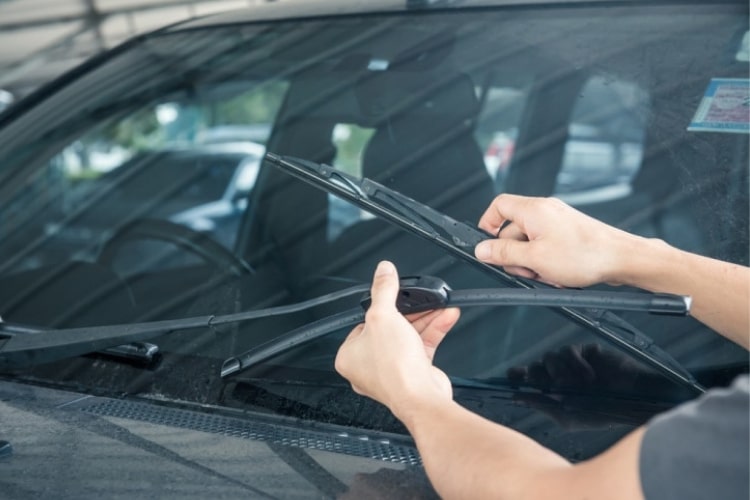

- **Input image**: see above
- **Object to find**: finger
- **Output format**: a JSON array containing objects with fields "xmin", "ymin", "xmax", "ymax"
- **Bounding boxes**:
[
  {"xmin": 493, "ymin": 221, "xmax": 535, "ymax": 278},
  {"xmin": 477, "ymin": 194, "xmax": 529, "ymax": 234},
  {"xmin": 543, "ymin": 351, "xmax": 568, "ymax": 386},
  {"xmin": 335, "ymin": 325, "xmax": 364, "ymax": 377},
  {"xmin": 344, "ymin": 324, "xmax": 365, "ymax": 342},
  {"xmin": 582, "ymin": 343, "xmax": 603, "ymax": 361},
  {"xmin": 527, "ymin": 360, "xmax": 552, "ymax": 388},
  {"xmin": 367, "ymin": 260, "xmax": 400, "ymax": 315},
  {"xmin": 557, "ymin": 345, "xmax": 596, "ymax": 386},
  {"xmin": 583, "ymin": 343, "xmax": 616, "ymax": 379},
  {"xmin": 407, "ymin": 309, "xmax": 442, "ymax": 331},
  {"xmin": 497, "ymin": 222, "xmax": 528, "ymax": 242},
  {"xmin": 507, "ymin": 365, "xmax": 528, "ymax": 384},
  {"xmin": 474, "ymin": 238, "xmax": 531, "ymax": 267},
  {"xmin": 503, "ymin": 265, "xmax": 538, "ymax": 279},
  {"xmin": 408, "ymin": 308, "xmax": 458, "ymax": 332},
  {"xmin": 419, "ymin": 308, "xmax": 460, "ymax": 360}
]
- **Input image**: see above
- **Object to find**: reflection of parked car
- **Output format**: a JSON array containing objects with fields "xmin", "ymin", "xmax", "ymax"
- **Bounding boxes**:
[
  {"xmin": 485, "ymin": 123, "xmax": 642, "ymax": 200},
  {"xmin": 168, "ymin": 143, "xmax": 265, "ymax": 246},
  {"xmin": 35, "ymin": 145, "xmax": 264, "ymax": 269},
  {"xmin": 483, "ymin": 128, "xmax": 516, "ymax": 180},
  {"xmin": 196, "ymin": 124, "xmax": 272, "ymax": 145},
  {"xmin": 0, "ymin": 1, "xmax": 747, "ymax": 497},
  {"xmin": 555, "ymin": 123, "xmax": 643, "ymax": 196},
  {"xmin": 91, "ymin": 145, "xmax": 263, "ymax": 219}
]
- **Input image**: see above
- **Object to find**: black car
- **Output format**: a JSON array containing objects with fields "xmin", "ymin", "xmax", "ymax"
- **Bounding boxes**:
[{"xmin": 0, "ymin": 0, "xmax": 748, "ymax": 497}]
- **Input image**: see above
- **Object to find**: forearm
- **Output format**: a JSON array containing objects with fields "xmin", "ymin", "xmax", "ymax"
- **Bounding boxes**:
[
  {"xmin": 395, "ymin": 396, "xmax": 645, "ymax": 500},
  {"xmin": 396, "ymin": 397, "xmax": 569, "ymax": 500},
  {"xmin": 613, "ymin": 236, "xmax": 750, "ymax": 349}
]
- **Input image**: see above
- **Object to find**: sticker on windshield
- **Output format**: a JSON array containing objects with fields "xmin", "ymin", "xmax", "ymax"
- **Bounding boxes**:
[{"xmin": 688, "ymin": 78, "xmax": 749, "ymax": 134}]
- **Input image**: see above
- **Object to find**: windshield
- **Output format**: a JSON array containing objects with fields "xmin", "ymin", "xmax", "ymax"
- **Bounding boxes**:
[{"xmin": 0, "ymin": 2, "xmax": 747, "ymax": 443}]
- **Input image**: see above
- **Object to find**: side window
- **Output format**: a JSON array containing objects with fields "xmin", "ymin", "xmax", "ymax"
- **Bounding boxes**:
[
  {"xmin": 475, "ymin": 85, "xmax": 530, "ymax": 193},
  {"xmin": 25, "ymin": 81, "xmax": 288, "ymax": 276},
  {"xmin": 555, "ymin": 75, "xmax": 648, "ymax": 204},
  {"xmin": 328, "ymin": 123, "xmax": 376, "ymax": 240}
]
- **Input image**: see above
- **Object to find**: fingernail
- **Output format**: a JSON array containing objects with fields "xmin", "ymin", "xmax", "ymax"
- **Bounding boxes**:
[
  {"xmin": 375, "ymin": 260, "xmax": 395, "ymax": 276},
  {"xmin": 475, "ymin": 242, "xmax": 490, "ymax": 261}
]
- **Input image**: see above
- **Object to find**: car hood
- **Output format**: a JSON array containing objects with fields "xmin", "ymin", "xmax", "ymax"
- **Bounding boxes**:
[{"xmin": 0, "ymin": 380, "xmax": 434, "ymax": 499}]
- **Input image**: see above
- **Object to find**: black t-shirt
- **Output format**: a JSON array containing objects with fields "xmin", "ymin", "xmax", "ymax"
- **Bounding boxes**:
[{"xmin": 639, "ymin": 375, "xmax": 749, "ymax": 500}]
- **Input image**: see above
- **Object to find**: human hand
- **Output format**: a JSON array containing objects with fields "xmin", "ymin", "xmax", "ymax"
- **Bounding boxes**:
[
  {"xmin": 474, "ymin": 195, "xmax": 637, "ymax": 287},
  {"xmin": 335, "ymin": 261, "xmax": 460, "ymax": 418},
  {"xmin": 507, "ymin": 344, "xmax": 647, "ymax": 429},
  {"xmin": 507, "ymin": 343, "xmax": 643, "ymax": 393}
]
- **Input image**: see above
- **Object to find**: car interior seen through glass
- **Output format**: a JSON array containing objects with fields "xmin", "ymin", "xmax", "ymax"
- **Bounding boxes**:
[{"xmin": 0, "ymin": 2, "xmax": 747, "ymax": 466}]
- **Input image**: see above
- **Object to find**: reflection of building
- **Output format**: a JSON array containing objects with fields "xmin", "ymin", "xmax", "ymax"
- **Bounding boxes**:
[
  {"xmin": 0, "ymin": 89, "xmax": 13, "ymax": 112},
  {"xmin": 0, "ymin": 0, "xmax": 275, "ymax": 98}
]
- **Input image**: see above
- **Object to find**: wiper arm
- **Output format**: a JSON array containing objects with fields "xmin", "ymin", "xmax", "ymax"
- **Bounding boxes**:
[
  {"xmin": 0, "ymin": 284, "xmax": 370, "ymax": 371},
  {"xmin": 0, "ymin": 267, "xmax": 700, "ymax": 395},
  {"xmin": 221, "ymin": 276, "xmax": 703, "ymax": 395}
]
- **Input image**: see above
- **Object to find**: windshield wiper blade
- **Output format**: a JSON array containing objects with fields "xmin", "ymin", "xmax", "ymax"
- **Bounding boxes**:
[
  {"xmin": 222, "ymin": 276, "xmax": 702, "ymax": 395},
  {"xmin": 262, "ymin": 154, "xmax": 705, "ymax": 394},
  {"xmin": 0, "ymin": 284, "xmax": 370, "ymax": 371},
  {"xmin": 0, "ymin": 266, "xmax": 701, "ymax": 394},
  {"xmin": 265, "ymin": 153, "xmax": 526, "ymax": 288}
]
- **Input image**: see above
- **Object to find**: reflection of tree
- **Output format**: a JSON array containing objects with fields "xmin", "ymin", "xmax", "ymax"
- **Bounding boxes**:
[
  {"xmin": 332, "ymin": 124, "xmax": 376, "ymax": 176},
  {"xmin": 210, "ymin": 81, "xmax": 289, "ymax": 125},
  {"xmin": 63, "ymin": 81, "xmax": 290, "ymax": 178},
  {"xmin": 87, "ymin": 81, "xmax": 289, "ymax": 153},
  {"xmin": 107, "ymin": 109, "xmax": 162, "ymax": 150}
]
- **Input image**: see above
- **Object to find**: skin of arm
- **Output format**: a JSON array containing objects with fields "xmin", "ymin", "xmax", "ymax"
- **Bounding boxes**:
[
  {"xmin": 336, "ymin": 261, "xmax": 646, "ymax": 500},
  {"xmin": 473, "ymin": 194, "xmax": 749, "ymax": 348},
  {"xmin": 336, "ymin": 195, "xmax": 748, "ymax": 499}
]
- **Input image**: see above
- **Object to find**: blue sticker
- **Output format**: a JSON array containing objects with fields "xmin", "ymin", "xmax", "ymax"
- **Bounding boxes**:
[{"xmin": 688, "ymin": 78, "xmax": 749, "ymax": 134}]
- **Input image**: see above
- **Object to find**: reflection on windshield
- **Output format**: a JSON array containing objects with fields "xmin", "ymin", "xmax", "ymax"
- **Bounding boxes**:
[{"xmin": 0, "ymin": 5, "xmax": 747, "ymax": 428}]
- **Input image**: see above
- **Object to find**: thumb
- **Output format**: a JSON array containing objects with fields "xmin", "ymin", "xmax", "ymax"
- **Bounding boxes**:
[
  {"xmin": 474, "ymin": 238, "xmax": 530, "ymax": 268},
  {"xmin": 369, "ymin": 260, "xmax": 400, "ymax": 313}
]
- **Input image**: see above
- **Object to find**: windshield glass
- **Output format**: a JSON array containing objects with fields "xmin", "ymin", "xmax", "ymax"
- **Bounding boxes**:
[{"xmin": 0, "ymin": 3, "xmax": 747, "ymax": 438}]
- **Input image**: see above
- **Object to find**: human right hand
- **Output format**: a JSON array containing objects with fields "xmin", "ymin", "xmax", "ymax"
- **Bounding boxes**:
[
  {"xmin": 474, "ymin": 195, "xmax": 638, "ymax": 288},
  {"xmin": 335, "ymin": 261, "xmax": 460, "ymax": 419}
]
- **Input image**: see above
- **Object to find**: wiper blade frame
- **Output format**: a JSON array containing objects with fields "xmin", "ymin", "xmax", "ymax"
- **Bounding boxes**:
[
  {"xmin": 262, "ymin": 153, "xmax": 705, "ymax": 394},
  {"xmin": 265, "ymin": 153, "xmax": 523, "ymax": 287},
  {"xmin": 222, "ymin": 283, "xmax": 701, "ymax": 395}
]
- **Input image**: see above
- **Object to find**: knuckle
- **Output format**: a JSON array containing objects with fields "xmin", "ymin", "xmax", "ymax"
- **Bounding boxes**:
[
  {"xmin": 493, "ymin": 194, "xmax": 512, "ymax": 214},
  {"xmin": 372, "ymin": 274, "xmax": 388, "ymax": 289},
  {"xmin": 545, "ymin": 196, "xmax": 567, "ymax": 212},
  {"xmin": 334, "ymin": 353, "xmax": 346, "ymax": 375},
  {"xmin": 365, "ymin": 308, "xmax": 386, "ymax": 324},
  {"xmin": 494, "ymin": 193, "xmax": 508, "ymax": 205},
  {"xmin": 491, "ymin": 241, "xmax": 509, "ymax": 262},
  {"xmin": 526, "ymin": 241, "xmax": 541, "ymax": 259}
]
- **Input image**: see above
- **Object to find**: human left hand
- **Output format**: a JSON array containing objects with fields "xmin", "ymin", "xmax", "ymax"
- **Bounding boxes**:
[{"xmin": 334, "ymin": 261, "xmax": 460, "ymax": 419}]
